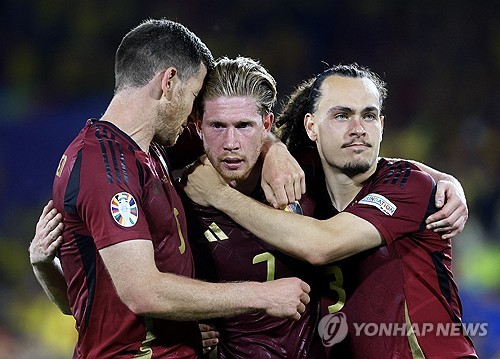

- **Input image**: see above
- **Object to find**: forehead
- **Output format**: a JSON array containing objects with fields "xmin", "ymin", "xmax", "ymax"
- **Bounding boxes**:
[
  {"xmin": 202, "ymin": 96, "xmax": 261, "ymax": 122},
  {"xmin": 316, "ymin": 75, "xmax": 380, "ymax": 112}
]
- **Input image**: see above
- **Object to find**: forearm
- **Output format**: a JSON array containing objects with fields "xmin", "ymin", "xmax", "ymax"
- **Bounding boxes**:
[
  {"xmin": 208, "ymin": 186, "xmax": 345, "ymax": 264},
  {"xmin": 205, "ymin": 185, "xmax": 383, "ymax": 265},
  {"xmin": 141, "ymin": 274, "xmax": 267, "ymax": 321},
  {"xmin": 100, "ymin": 240, "xmax": 306, "ymax": 321},
  {"xmin": 260, "ymin": 132, "xmax": 281, "ymax": 158},
  {"xmin": 32, "ymin": 259, "xmax": 71, "ymax": 314}
]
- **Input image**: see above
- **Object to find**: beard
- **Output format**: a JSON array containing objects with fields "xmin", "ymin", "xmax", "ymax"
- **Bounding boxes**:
[
  {"xmin": 340, "ymin": 160, "xmax": 371, "ymax": 177},
  {"xmin": 154, "ymin": 103, "xmax": 185, "ymax": 147}
]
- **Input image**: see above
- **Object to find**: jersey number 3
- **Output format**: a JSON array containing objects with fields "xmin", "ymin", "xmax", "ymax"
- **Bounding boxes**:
[{"xmin": 325, "ymin": 265, "xmax": 346, "ymax": 313}]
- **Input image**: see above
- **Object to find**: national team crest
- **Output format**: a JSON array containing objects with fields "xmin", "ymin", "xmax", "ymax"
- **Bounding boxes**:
[{"xmin": 110, "ymin": 192, "xmax": 138, "ymax": 227}]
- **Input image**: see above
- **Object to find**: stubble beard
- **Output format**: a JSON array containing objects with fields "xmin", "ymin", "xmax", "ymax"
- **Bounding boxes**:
[{"xmin": 340, "ymin": 160, "xmax": 371, "ymax": 177}]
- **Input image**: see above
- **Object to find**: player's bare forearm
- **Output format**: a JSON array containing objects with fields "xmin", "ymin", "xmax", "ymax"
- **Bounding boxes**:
[
  {"xmin": 99, "ymin": 239, "xmax": 310, "ymax": 321},
  {"xmin": 32, "ymin": 259, "xmax": 71, "ymax": 314},
  {"xmin": 260, "ymin": 134, "xmax": 306, "ymax": 208},
  {"xmin": 207, "ymin": 185, "xmax": 382, "ymax": 265},
  {"xmin": 30, "ymin": 200, "xmax": 70, "ymax": 314}
]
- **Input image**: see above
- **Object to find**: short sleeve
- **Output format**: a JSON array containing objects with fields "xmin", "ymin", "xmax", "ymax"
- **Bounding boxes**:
[
  {"xmin": 345, "ymin": 168, "xmax": 436, "ymax": 244},
  {"xmin": 76, "ymin": 140, "xmax": 153, "ymax": 250}
]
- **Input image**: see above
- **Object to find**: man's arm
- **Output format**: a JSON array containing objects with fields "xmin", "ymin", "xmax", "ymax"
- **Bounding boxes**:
[
  {"xmin": 99, "ymin": 239, "xmax": 310, "ymax": 320},
  {"xmin": 260, "ymin": 133, "xmax": 306, "ymax": 209},
  {"xmin": 183, "ymin": 157, "xmax": 383, "ymax": 265},
  {"xmin": 29, "ymin": 201, "xmax": 71, "ymax": 314},
  {"xmin": 30, "ymin": 202, "xmax": 310, "ymax": 321},
  {"xmin": 398, "ymin": 158, "xmax": 468, "ymax": 239}
]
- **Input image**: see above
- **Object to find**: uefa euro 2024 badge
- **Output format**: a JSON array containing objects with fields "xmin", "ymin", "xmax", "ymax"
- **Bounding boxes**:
[{"xmin": 110, "ymin": 192, "xmax": 139, "ymax": 227}]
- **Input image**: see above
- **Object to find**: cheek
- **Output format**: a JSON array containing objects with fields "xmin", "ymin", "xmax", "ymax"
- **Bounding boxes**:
[
  {"xmin": 202, "ymin": 133, "xmax": 223, "ymax": 153},
  {"xmin": 246, "ymin": 136, "xmax": 264, "ymax": 158}
]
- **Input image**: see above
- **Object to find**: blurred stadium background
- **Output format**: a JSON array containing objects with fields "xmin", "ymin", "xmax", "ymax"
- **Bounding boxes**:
[{"xmin": 1, "ymin": 0, "xmax": 499, "ymax": 357}]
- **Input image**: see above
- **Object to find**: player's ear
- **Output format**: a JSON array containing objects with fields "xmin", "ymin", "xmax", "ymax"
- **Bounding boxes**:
[
  {"xmin": 195, "ymin": 118, "xmax": 203, "ymax": 140},
  {"xmin": 304, "ymin": 113, "xmax": 317, "ymax": 141},
  {"xmin": 262, "ymin": 113, "xmax": 274, "ymax": 133},
  {"xmin": 160, "ymin": 67, "xmax": 179, "ymax": 102}
]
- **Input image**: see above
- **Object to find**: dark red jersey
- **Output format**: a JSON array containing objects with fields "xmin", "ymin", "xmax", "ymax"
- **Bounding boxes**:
[
  {"xmin": 312, "ymin": 158, "xmax": 477, "ymax": 358},
  {"xmin": 181, "ymin": 185, "xmax": 324, "ymax": 359},
  {"xmin": 53, "ymin": 120, "xmax": 201, "ymax": 358}
]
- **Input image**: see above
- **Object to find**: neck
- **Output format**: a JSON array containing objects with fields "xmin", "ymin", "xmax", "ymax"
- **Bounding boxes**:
[
  {"xmin": 227, "ymin": 161, "xmax": 262, "ymax": 196},
  {"xmin": 322, "ymin": 160, "xmax": 378, "ymax": 211},
  {"xmin": 100, "ymin": 89, "xmax": 155, "ymax": 152}
]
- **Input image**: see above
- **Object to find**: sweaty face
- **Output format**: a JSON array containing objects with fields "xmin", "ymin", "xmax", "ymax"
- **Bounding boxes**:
[
  {"xmin": 200, "ymin": 96, "xmax": 272, "ymax": 186},
  {"xmin": 306, "ymin": 75, "xmax": 384, "ymax": 177},
  {"xmin": 156, "ymin": 66, "xmax": 207, "ymax": 147}
]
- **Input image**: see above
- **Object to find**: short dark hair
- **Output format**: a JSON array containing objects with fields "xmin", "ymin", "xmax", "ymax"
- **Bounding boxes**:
[
  {"xmin": 274, "ymin": 63, "xmax": 387, "ymax": 152},
  {"xmin": 114, "ymin": 18, "xmax": 214, "ymax": 93}
]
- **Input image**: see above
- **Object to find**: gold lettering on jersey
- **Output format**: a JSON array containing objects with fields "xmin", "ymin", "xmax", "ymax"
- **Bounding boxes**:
[
  {"xmin": 56, "ymin": 154, "xmax": 67, "ymax": 177},
  {"xmin": 133, "ymin": 317, "xmax": 155, "ymax": 358},
  {"xmin": 173, "ymin": 208, "xmax": 186, "ymax": 254},
  {"xmin": 204, "ymin": 222, "xmax": 229, "ymax": 242},
  {"xmin": 325, "ymin": 265, "xmax": 346, "ymax": 314},
  {"xmin": 253, "ymin": 252, "xmax": 276, "ymax": 281}
]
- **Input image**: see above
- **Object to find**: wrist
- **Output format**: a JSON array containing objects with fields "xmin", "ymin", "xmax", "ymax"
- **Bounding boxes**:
[
  {"xmin": 261, "ymin": 133, "xmax": 280, "ymax": 159},
  {"xmin": 31, "ymin": 259, "xmax": 55, "ymax": 268},
  {"xmin": 210, "ymin": 184, "xmax": 237, "ymax": 210},
  {"xmin": 241, "ymin": 282, "xmax": 268, "ymax": 312}
]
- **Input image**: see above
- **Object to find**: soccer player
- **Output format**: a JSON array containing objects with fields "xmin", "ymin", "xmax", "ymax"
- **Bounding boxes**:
[
  {"xmin": 181, "ymin": 56, "xmax": 323, "ymax": 358},
  {"xmin": 31, "ymin": 53, "xmax": 469, "ymax": 357},
  {"xmin": 183, "ymin": 63, "xmax": 477, "ymax": 358},
  {"xmin": 29, "ymin": 19, "xmax": 311, "ymax": 358}
]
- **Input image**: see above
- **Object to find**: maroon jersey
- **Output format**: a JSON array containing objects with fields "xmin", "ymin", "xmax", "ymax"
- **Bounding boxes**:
[
  {"xmin": 181, "ymin": 185, "xmax": 324, "ymax": 359},
  {"xmin": 312, "ymin": 158, "xmax": 477, "ymax": 358},
  {"xmin": 53, "ymin": 120, "xmax": 201, "ymax": 358}
]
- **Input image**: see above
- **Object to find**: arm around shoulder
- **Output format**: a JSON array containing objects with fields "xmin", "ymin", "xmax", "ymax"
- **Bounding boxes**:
[{"xmin": 99, "ymin": 239, "xmax": 310, "ymax": 321}]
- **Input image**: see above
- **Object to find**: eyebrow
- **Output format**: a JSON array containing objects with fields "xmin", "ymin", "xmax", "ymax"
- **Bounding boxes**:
[{"xmin": 326, "ymin": 106, "xmax": 379, "ymax": 115}]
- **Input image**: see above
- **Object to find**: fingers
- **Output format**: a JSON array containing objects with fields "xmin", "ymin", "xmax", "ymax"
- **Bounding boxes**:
[
  {"xmin": 262, "ymin": 181, "xmax": 279, "ymax": 208},
  {"xmin": 47, "ymin": 236, "xmax": 64, "ymax": 253},
  {"xmin": 39, "ymin": 200, "xmax": 54, "ymax": 220},
  {"xmin": 265, "ymin": 173, "xmax": 305, "ymax": 209},
  {"xmin": 428, "ymin": 205, "xmax": 466, "ymax": 231},
  {"xmin": 441, "ymin": 229, "xmax": 461, "ymax": 240},
  {"xmin": 49, "ymin": 214, "xmax": 64, "ymax": 234},
  {"xmin": 283, "ymin": 183, "xmax": 297, "ymax": 209},
  {"xmin": 274, "ymin": 186, "xmax": 290, "ymax": 210},
  {"xmin": 428, "ymin": 180, "xmax": 468, "ymax": 238},
  {"xmin": 199, "ymin": 323, "xmax": 218, "ymax": 354},
  {"xmin": 434, "ymin": 184, "xmax": 446, "ymax": 208},
  {"xmin": 300, "ymin": 280, "xmax": 311, "ymax": 294},
  {"xmin": 294, "ymin": 281, "xmax": 310, "ymax": 320}
]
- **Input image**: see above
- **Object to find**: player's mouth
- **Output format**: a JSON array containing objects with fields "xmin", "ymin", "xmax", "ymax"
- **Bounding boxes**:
[
  {"xmin": 221, "ymin": 157, "xmax": 244, "ymax": 170},
  {"xmin": 342, "ymin": 141, "xmax": 371, "ymax": 149}
]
